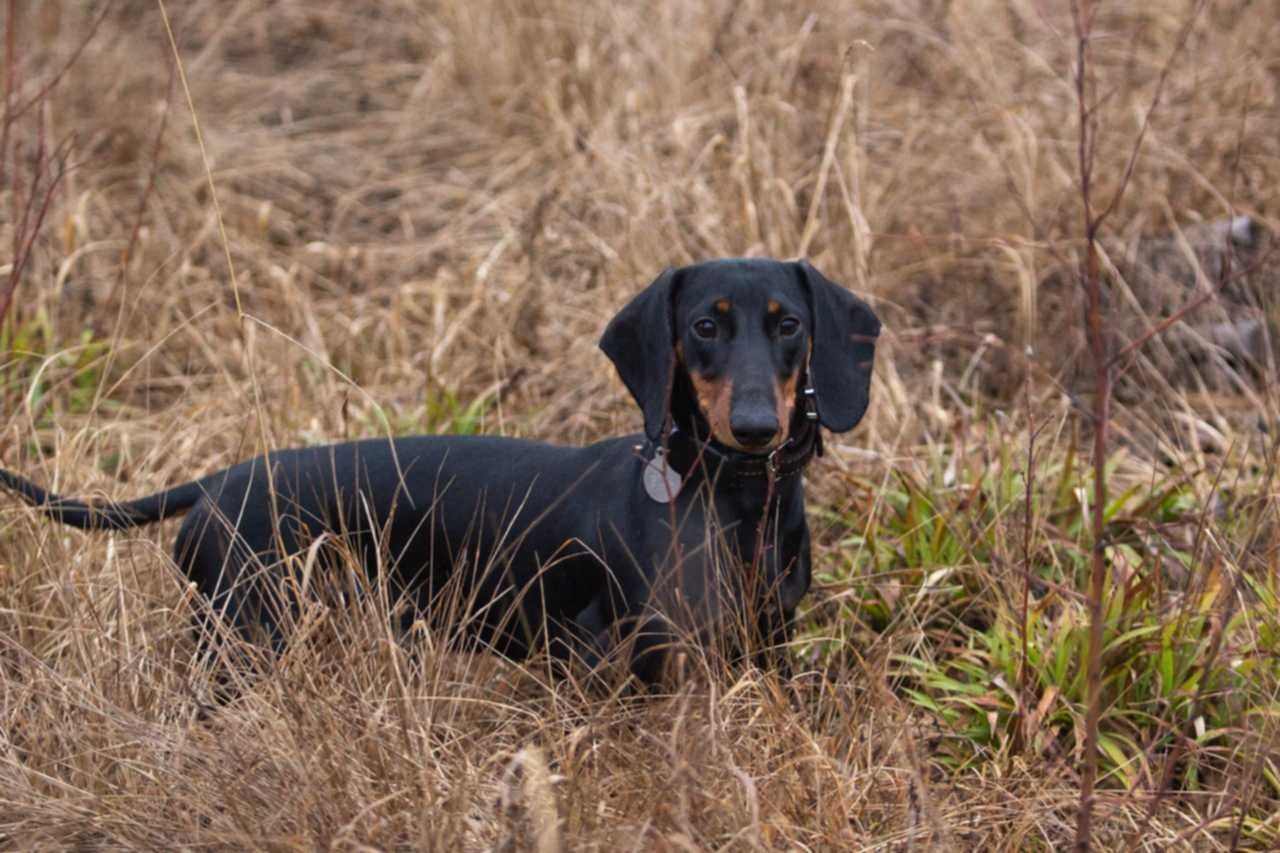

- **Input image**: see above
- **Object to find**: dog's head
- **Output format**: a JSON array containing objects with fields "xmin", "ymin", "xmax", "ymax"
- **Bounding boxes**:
[{"xmin": 600, "ymin": 258, "xmax": 880, "ymax": 451}]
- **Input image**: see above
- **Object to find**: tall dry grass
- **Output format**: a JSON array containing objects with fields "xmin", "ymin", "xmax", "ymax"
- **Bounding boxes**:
[{"xmin": 1, "ymin": 1, "xmax": 1278, "ymax": 848}]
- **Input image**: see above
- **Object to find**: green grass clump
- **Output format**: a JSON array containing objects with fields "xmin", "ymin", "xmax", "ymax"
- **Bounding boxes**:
[
  {"xmin": 810, "ymin": 424, "xmax": 1279, "ymax": 833},
  {"xmin": 1, "ymin": 315, "xmax": 112, "ymax": 420}
]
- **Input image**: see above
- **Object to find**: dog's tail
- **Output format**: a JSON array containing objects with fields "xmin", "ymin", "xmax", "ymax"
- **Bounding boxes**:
[{"xmin": 0, "ymin": 468, "xmax": 206, "ymax": 531}]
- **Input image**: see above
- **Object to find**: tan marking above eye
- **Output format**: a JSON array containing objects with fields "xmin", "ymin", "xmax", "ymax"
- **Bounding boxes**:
[
  {"xmin": 714, "ymin": 299, "xmax": 731, "ymax": 314},
  {"xmin": 767, "ymin": 300, "xmax": 781, "ymax": 314}
]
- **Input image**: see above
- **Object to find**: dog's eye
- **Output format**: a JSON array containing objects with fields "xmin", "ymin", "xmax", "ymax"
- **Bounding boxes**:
[
  {"xmin": 778, "ymin": 317, "xmax": 801, "ymax": 337},
  {"xmin": 692, "ymin": 318, "xmax": 719, "ymax": 340}
]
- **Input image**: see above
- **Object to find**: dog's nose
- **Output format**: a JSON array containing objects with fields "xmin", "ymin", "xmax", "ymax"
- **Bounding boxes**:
[{"xmin": 731, "ymin": 414, "xmax": 779, "ymax": 449}]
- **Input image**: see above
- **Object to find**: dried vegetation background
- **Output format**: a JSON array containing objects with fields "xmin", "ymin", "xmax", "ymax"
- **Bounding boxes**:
[{"xmin": 1, "ymin": 0, "xmax": 1278, "ymax": 849}]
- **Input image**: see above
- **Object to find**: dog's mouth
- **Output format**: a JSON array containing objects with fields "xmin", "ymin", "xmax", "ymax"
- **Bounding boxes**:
[
  {"xmin": 716, "ymin": 431, "xmax": 786, "ymax": 455},
  {"xmin": 692, "ymin": 415, "xmax": 793, "ymax": 456}
]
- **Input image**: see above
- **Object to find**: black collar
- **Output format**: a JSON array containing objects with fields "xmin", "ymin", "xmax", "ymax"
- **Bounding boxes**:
[{"xmin": 660, "ymin": 417, "xmax": 823, "ymax": 485}]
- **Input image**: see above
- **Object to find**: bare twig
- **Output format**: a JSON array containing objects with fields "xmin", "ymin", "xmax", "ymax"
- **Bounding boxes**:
[
  {"xmin": 1070, "ymin": 2, "xmax": 1108, "ymax": 847},
  {"xmin": 1017, "ymin": 360, "xmax": 1053, "ymax": 754},
  {"xmin": 0, "ymin": 0, "xmax": 77, "ymax": 329},
  {"xmin": 1067, "ymin": 3, "xmax": 1218, "ymax": 847}
]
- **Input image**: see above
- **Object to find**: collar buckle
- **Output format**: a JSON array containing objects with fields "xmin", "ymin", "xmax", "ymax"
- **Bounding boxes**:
[{"xmin": 766, "ymin": 442, "xmax": 787, "ymax": 478}]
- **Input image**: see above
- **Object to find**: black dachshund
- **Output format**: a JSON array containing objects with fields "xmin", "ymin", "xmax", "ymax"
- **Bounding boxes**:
[{"xmin": 0, "ymin": 259, "xmax": 878, "ymax": 684}]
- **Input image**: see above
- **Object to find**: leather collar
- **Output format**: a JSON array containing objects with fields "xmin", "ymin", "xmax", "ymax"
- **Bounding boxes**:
[{"xmin": 660, "ymin": 417, "xmax": 823, "ymax": 485}]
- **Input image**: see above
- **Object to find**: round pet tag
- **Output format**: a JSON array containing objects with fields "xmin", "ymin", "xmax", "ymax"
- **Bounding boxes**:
[{"xmin": 642, "ymin": 448, "xmax": 684, "ymax": 503}]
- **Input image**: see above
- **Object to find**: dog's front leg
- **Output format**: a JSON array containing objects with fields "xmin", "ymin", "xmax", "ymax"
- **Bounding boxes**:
[
  {"xmin": 552, "ymin": 597, "xmax": 676, "ymax": 689},
  {"xmin": 546, "ymin": 597, "xmax": 610, "ymax": 675},
  {"xmin": 623, "ymin": 611, "xmax": 680, "ymax": 687}
]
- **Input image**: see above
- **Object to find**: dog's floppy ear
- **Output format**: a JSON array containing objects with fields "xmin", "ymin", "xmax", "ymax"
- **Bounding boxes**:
[
  {"xmin": 600, "ymin": 267, "xmax": 680, "ymax": 442},
  {"xmin": 797, "ymin": 260, "xmax": 880, "ymax": 433}
]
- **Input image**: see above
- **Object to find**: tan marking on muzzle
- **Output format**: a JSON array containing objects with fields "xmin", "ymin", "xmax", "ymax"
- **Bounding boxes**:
[
  {"xmin": 688, "ymin": 372, "xmax": 737, "ymax": 447},
  {"xmin": 772, "ymin": 341, "xmax": 811, "ymax": 449},
  {"xmin": 773, "ymin": 368, "xmax": 801, "ymax": 447}
]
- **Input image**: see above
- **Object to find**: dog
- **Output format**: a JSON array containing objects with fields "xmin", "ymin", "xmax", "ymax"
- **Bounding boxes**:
[{"xmin": 0, "ymin": 258, "xmax": 879, "ymax": 685}]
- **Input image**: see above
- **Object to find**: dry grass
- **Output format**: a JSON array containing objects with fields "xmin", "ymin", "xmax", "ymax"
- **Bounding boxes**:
[{"xmin": 1, "ymin": 0, "xmax": 1278, "ymax": 848}]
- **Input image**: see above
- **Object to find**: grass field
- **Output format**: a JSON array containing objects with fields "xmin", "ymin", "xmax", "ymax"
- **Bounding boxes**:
[{"xmin": 1, "ymin": 1, "xmax": 1278, "ymax": 849}]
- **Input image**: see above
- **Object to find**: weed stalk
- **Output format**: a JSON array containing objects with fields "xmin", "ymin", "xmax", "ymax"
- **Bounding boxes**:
[{"xmin": 0, "ymin": 0, "xmax": 74, "ymax": 330}]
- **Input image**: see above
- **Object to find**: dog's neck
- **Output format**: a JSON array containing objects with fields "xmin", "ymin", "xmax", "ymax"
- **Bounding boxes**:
[{"xmin": 661, "ymin": 378, "xmax": 821, "ymax": 492}]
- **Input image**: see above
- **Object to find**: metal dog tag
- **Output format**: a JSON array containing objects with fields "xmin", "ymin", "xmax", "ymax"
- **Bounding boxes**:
[{"xmin": 642, "ymin": 448, "xmax": 684, "ymax": 503}]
